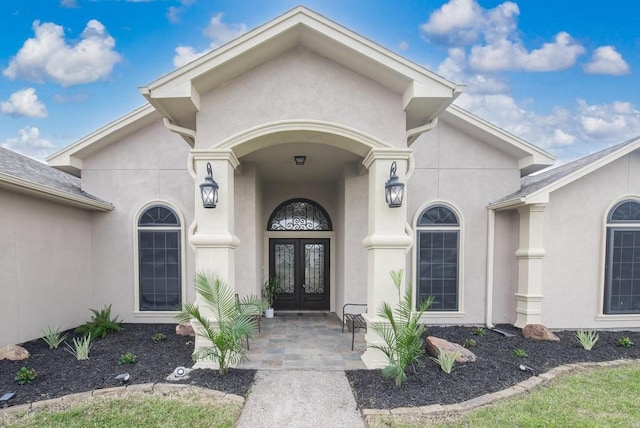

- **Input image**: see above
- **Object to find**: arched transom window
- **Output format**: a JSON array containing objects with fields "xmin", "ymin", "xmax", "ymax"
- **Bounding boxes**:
[
  {"xmin": 137, "ymin": 205, "xmax": 182, "ymax": 311},
  {"xmin": 267, "ymin": 199, "xmax": 332, "ymax": 231},
  {"xmin": 605, "ymin": 199, "xmax": 640, "ymax": 314},
  {"xmin": 416, "ymin": 205, "xmax": 460, "ymax": 311}
]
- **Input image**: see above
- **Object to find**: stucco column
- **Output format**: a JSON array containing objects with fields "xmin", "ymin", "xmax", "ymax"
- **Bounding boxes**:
[
  {"xmin": 360, "ymin": 148, "xmax": 413, "ymax": 369},
  {"xmin": 188, "ymin": 149, "xmax": 240, "ymax": 367},
  {"xmin": 514, "ymin": 203, "xmax": 546, "ymax": 328}
]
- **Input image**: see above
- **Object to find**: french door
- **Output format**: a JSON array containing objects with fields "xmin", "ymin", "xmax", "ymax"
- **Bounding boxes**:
[{"xmin": 269, "ymin": 238, "xmax": 330, "ymax": 310}]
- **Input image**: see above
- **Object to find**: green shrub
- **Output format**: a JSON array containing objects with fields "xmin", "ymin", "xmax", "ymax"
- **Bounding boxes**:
[
  {"xmin": 471, "ymin": 327, "xmax": 486, "ymax": 337},
  {"xmin": 152, "ymin": 332, "xmax": 167, "ymax": 343},
  {"xmin": 370, "ymin": 269, "xmax": 433, "ymax": 387},
  {"xmin": 75, "ymin": 304, "xmax": 122, "ymax": 339},
  {"xmin": 575, "ymin": 330, "xmax": 599, "ymax": 350},
  {"xmin": 119, "ymin": 352, "xmax": 137, "ymax": 364},
  {"xmin": 513, "ymin": 348, "xmax": 528, "ymax": 358},
  {"xmin": 463, "ymin": 338, "xmax": 477, "ymax": 348},
  {"xmin": 14, "ymin": 367, "xmax": 37, "ymax": 385},
  {"xmin": 430, "ymin": 349, "xmax": 460, "ymax": 374},
  {"xmin": 65, "ymin": 335, "xmax": 92, "ymax": 360},
  {"xmin": 176, "ymin": 272, "xmax": 264, "ymax": 376},
  {"xmin": 616, "ymin": 336, "xmax": 634, "ymax": 348},
  {"xmin": 42, "ymin": 326, "xmax": 67, "ymax": 349}
]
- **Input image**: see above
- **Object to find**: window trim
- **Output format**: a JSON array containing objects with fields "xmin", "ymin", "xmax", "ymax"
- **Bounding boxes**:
[
  {"xmin": 412, "ymin": 201, "xmax": 465, "ymax": 319},
  {"xmin": 601, "ymin": 197, "xmax": 640, "ymax": 317},
  {"xmin": 133, "ymin": 201, "xmax": 187, "ymax": 316}
]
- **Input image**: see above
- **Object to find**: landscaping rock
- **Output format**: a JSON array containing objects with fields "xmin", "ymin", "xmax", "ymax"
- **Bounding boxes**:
[
  {"xmin": 0, "ymin": 344, "xmax": 30, "ymax": 361},
  {"xmin": 425, "ymin": 336, "xmax": 477, "ymax": 363},
  {"xmin": 175, "ymin": 321, "xmax": 195, "ymax": 337},
  {"xmin": 522, "ymin": 324, "xmax": 560, "ymax": 341}
]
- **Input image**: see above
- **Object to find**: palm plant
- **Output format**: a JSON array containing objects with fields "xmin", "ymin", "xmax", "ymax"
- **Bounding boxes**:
[
  {"xmin": 370, "ymin": 269, "xmax": 433, "ymax": 387},
  {"xmin": 176, "ymin": 272, "xmax": 264, "ymax": 375}
]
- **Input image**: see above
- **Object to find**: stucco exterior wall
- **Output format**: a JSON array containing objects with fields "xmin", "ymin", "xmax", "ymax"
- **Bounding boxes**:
[
  {"xmin": 235, "ymin": 162, "xmax": 261, "ymax": 297},
  {"xmin": 0, "ymin": 189, "xmax": 92, "ymax": 346},
  {"xmin": 541, "ymin": 152, "xmax": 640, "ymax": 328},
  {"xmin": 492, "ymin": 209, "xmax": 519, "ymax": 324},
  {"xmin": 81, "ymin": 119, "xmax": 195, "ymax": 322},
  {"xmin": 341, "ymin": 163, "xmax": 368, "ymax": 312},
  {"xmin": 196, "ymin": 47, "xmax": 406, "ymax": 148},
  {"xmin": 407, "ymin": 119, "xmax": 522, "ymax": 325}
]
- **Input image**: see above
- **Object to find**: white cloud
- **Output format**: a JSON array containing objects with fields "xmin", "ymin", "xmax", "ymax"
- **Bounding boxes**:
[
  {"xmin": 60, "ymin": 0, "xmax": 78, "ymax": 8},
  {"xmin": 1, "ymin": 88, "xmax": 47, "ymax": 118},
  {"xmin": 173, "ymin": 45, "xmax": 208, "ymax": 67},
  {"xmin": 583, "ymin": 46, "xmax": 630, "ymax": 75},
  {"xmin": 399, "ymin": 41, "xmax": 409, "ymax": 51},
  {"xmin": 424, "ymin": 0, "xmax": 585, "ymax": 73},
  {"xmin": 167, "ymin": 1, "xmax": 195, "ymax": 24},
  {"xmin": 3, "ymin": 20, "xmax": 122, "ymax": 87},
  {"xmin": 203, "ymin": 13, "xmax": 248, "ymax": 48},
  {"xmin": 173, "ymin": 12, "xmax": 247, "ymax": 67},
  {"xmin": 421, "ymin": 0, "xmax": 483, "ymax": 45},
  {"xmin": 1, "ymin": 127, "xmax": 56, "ymax": 160}
]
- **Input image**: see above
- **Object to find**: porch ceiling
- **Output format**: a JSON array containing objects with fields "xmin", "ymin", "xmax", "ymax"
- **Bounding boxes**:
[{"xmin": 241, "ymin": 142, "xmax": 360, "ymax": 182}]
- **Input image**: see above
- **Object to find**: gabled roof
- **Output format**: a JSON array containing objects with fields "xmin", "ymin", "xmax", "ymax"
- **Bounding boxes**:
[
  {"xmin": 442, "ymin": 105, "xmax": 555, "ymax": 176},
  {"xmin": 139, "ymin": 6, "xmax": 465, "ymax": 141},
  {"xmin": 491, "ymin": 136, "xmax": 640, "ymax": 209},
  {"xmin": 47, "ymin": 104, "xmax": 159, "ymax": 177},
  {"xmin": 0, "ymin": 147, "xmax": 113, "ymax": 211}
]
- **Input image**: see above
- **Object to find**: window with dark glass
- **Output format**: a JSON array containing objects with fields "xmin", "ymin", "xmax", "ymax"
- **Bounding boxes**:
[
  {"xmin": 267, "ymin": 199, "xmax": 332, "ymax": 231},
  {"xmin": 605, "ymin": 200, "xmax": 640, "ymax": 314},
  {"xmin": 416, "ymin": 205, "xmax": 460, "ymax": 311},
  {"xmin": 138, "ymin": 206, "xmax": 181, "ymax": 311}
]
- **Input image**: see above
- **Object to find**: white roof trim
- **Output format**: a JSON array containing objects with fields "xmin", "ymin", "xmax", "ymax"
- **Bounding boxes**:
[
  {"xmin": 524, "ymin": 137, "xmax": 640, "ymax": 205},
  {"xmin": 443, "ymin": 104, "xmax": 555, "ymax": 175},
  {"xmin": 0, "ymin": 172, "xmax": 114, "ymax": 211},
  {"xmin": 46, "ymin": 104, "xmax": 159, "ymax": 175}
]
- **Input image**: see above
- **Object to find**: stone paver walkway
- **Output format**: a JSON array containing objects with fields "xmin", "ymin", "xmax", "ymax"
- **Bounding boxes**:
[{"xmin": 236, "ymin": 313, "xmax": 366, "ymax": 370}]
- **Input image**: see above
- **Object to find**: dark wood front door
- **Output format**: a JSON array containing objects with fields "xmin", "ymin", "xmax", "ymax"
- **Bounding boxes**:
[{"xmin": 269, "ymin": 238, "xmax": 329, "ymax": 311}]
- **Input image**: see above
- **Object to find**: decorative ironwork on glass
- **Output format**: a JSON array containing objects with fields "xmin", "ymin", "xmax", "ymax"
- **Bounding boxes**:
[
  {"xmin": 138, "ymin": 206, "xmax": 180, "ymax": 226},
  {"xmin": 274, "ymin": 244, "xmax": 295, "ymax": 294},
  {"xmin": 304, "ymin": 244, "xmax": 325, "ymax": 294},
  {"xmin": 268, "ymin": 199, "xmax": 333, "ymax": 231},
  {"xmin": 418, "ymin": 206, "xmax": 459, "ymax": 226},
  {"xmin": 609, "ymin": 200, "xmax": 640, "ymax": 223}
]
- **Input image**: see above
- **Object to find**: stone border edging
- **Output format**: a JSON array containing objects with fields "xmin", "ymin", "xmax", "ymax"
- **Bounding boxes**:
[
  {"xmin": 361, "ymin": 359, "xmax": 636, "ymax": 419},
  {"xmin": 0, "ymin": 383, "xmax": 245, "ymax": 415}
]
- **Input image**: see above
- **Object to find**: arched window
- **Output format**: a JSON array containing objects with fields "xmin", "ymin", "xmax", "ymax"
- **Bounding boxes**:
[
  {"xmin": 137, "ymin": 205, "xmax": 182, "ymax": 311},
  {"xmin": 604, "ymin": 199, "xmax": 640, "ymax": 314},
  {"xmin": 267, "ymin": 199, "xmax": 332, "ymax": 231},
  {"xmin": 416, "ymin": 205, "xmax": 460, "ymax": 311}
]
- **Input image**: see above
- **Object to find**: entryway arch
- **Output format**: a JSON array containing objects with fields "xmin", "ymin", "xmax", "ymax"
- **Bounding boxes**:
[{"xmin": 267, "ymin": 199, "xmax": 333, "ymax": 311}]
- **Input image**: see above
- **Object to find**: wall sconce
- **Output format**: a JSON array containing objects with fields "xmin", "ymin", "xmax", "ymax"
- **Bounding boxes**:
[
  {"xmin": 294, "ymin": 155, "xmax": 306, "ymax": 166},
  {"xmin": 385, "ymin": 161, "xmax": 405, "ymax": 208},
  {"xmin": 199, "ymin": 162, "xmax": 219, "ymax": 208}
]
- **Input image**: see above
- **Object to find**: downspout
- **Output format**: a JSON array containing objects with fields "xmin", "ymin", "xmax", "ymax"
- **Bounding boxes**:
[
  {"xmin": 163, "ymin": 118, "xmax": 196, "ymax": 147},
  {"xmin": 485, "ymin": 207, "xmax": 496, "ymax": 328},
  {"xmin": 407, "ymin": 117, "xmax": 438, "ymax": 146}
]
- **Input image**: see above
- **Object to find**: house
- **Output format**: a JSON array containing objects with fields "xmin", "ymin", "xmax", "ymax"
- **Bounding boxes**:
[{"xmin": 2, "ymin": 7, "xmax": 639, "ymax": 368}]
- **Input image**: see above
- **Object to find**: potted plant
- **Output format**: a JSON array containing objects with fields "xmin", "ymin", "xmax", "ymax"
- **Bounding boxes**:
[{"xmin": 262, "ymin": 277, "xmax": 278, "ymax": 318}]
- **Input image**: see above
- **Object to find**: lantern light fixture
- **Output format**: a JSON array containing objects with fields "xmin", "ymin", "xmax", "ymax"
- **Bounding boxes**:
[
  {"xmin": 385, "ymin": 161, "xmax": 405, "ymax": 208},
  {"xmin": 199, "ymin": 162, "xmax": 219, "ymax": 209}
]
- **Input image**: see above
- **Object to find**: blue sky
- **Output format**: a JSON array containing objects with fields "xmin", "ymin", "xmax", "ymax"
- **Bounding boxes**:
[{"xmin": 1, "ymin": 0, "xmax": 638, "ymax": 166}]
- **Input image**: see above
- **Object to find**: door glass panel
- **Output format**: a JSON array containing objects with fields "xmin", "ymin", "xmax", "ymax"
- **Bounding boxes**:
[
  {"xmin": 304, "ymin": 243, "xmax": 325, "ymax": 294},
  {"xmin": 274, "ymin": 244, "xmax": 295, "ymax": 294}
]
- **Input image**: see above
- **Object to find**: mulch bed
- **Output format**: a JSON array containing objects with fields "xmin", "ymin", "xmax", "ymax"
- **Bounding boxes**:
[
  {"xmin": 0, "ymin": 324, "xmax": 255, "ymax": 408},
  {"xmin": 346, "ymin": 325, "xmax": 640, "ymax": 409},
  {"xmin": 2, "ymin": 323, "xmax": 640, "ymax": 410}
]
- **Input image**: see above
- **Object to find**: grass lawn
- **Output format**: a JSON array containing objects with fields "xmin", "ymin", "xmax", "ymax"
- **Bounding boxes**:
[
  {"xmin": 0, "ymin": 389, "xmax": 242, "ymax": 428},
  {"xmin": 368, "ymin": 361, "xmax": 640, "ymax": 428}
]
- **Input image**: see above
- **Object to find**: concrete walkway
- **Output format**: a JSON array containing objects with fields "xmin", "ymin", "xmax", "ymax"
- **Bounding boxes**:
[{"xmin": 236, "ymin": 370, "xmax": 365, "ymax": 428}]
